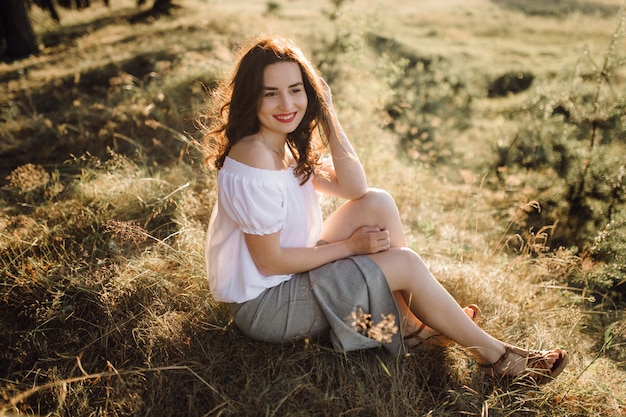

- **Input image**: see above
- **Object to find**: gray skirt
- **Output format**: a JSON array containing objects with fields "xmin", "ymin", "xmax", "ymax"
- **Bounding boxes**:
[{"xmin": 230, "ymin": 255, "xmax": 405, "ymax": 356}]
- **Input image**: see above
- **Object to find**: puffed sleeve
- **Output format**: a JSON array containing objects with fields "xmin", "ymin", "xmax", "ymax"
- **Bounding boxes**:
[{"xmin": 218, "ymin": 170, "xmax": 285, "ymax": 235}]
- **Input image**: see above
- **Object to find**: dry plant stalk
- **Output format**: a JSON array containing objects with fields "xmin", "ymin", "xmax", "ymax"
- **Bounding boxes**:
[{"xmin": 104, "ymin": 219, "xmax": 148, "ymax": 244}]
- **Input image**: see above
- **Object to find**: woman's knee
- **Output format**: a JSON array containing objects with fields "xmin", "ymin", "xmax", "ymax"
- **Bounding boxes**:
[
  {"xmin": 358, "ymin": 188, "xmax": 398, "ymax": 214},
  {"xmin": 361, "ymin": 187, "xmax": 394, "ymax": 202},
  {"xmin": 376, "ymin": 248, "xmax": 425, "ymax": 289}
]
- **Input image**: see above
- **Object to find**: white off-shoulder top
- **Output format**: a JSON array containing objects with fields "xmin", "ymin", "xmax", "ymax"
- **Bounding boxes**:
[{"xmin": 205, "ymin": 157, "xmax": 323, "ymax": 303}]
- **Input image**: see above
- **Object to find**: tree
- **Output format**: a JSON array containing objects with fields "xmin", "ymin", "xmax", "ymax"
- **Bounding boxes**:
[{"xmin": 0, "ymin": 0, "xmax": 40, "ymax": 60}]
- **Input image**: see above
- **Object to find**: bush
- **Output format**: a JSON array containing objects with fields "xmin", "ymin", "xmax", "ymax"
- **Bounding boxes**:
[
  {"xmin": 585, "ymin": 211, "xmax": 626, "ymax": 301},
  {"xmin": 368, "ymin": 35, "xmax": 472, "ymax": 164},
  {"xmin": 493, "ymin": 9, "xmax": 626, "ymax": 251}
]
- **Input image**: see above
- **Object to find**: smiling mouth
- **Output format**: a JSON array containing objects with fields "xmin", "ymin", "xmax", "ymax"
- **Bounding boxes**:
[{"xmin": 274, "ymin": 113, "xmax": 297, "ymax": 123}]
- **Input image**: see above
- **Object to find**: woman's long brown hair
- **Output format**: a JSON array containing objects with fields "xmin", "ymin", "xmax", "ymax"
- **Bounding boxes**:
[{"xmin": 202, "ymin": 36, "xmax": 330, "ymax": 184}]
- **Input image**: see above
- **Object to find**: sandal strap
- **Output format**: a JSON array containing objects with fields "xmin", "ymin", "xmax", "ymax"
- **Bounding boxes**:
[
  {"xmin": 481, "ymin": 344, "xmax": 569, "ymax": 383},
  {"xmin": 403, "ymin": 322, "xmax": 426, "ymax": 341}
]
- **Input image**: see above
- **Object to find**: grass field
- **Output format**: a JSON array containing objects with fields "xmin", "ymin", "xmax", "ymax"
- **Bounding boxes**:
[{"xmin": 1, "ymin": 0, "xmax": 626, "ymax": 415}]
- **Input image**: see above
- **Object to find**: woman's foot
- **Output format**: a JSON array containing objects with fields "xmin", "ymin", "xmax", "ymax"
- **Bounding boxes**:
[
  {"xmin": 480, "ymin": 344, "xmax": 569, "ymax": 383},
  {"xmin": 404, "ymin": 304, "xmax": 481, "ymax": 348}
]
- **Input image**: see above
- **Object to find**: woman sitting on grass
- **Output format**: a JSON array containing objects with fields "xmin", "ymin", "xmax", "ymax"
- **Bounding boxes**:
[{"xmin": 202, "ymin": 35, "xmax": 568, "ymax": 383}]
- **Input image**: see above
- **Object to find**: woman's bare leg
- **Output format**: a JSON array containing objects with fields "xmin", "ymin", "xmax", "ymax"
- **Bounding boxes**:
[
  {"xmin": 322, "ymin": 189, "xmax": 475, "ymax": 338},
  {"xmin": 321, "ymin": 189, "xmax": 563, "ymax": 373},
  {"xmin": 370, "ymin": 247, "xmax": 504, "ymax": 361},
  {"xmin": 369, "ymin": 247, "xmax": 565, "ymax": 373},
  {"xmin": 321, "ymin": 188, "xmax": 406, "ymax": 247},
  {"xmin": 322, "ymin": 189, "xmax": 424, "ymax": 335}
]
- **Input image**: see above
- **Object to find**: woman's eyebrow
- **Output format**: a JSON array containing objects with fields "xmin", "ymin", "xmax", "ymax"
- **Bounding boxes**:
[{"xmin": 263, "ymin": 82, "xmax": 304, "ymax": 90}]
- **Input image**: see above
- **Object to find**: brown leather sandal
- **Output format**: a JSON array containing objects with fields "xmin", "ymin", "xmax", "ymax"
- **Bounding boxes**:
[
  {"xmin": 404, "ymin": 304, "xmax": 481, "ymax": 348},
  {"xmin": 481, "ymin": 344, "xmax": 569, "ymax": 383}
]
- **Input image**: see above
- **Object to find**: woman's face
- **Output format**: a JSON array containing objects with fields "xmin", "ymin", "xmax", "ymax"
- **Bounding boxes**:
[{"xmin": 257, "ymin": 62, "xmax": 308, "ymax": 137}]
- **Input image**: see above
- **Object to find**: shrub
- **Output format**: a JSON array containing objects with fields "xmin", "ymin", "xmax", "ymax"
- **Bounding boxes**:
[
  {"xmin": 368, "ymin": 35, "xmax": 472, "ymax": 164},
  {"xmin": 585, "ymin": 211, "xmax": 626, "ymax": 301},
  {"xmin": 493, "ymin": 9, "xmax": 626, "ymax": 251}
]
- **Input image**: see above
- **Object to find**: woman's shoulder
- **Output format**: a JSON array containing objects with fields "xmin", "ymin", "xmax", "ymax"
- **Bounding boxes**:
[{"xmin": 228, "ymin": 136, "xmax": 276, "ymax": 171}]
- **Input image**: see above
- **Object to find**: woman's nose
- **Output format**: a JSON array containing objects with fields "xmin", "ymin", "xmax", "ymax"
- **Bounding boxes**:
[{"xmin": 278, "ymin": 93, "xmax": 292, "ymax": 109}]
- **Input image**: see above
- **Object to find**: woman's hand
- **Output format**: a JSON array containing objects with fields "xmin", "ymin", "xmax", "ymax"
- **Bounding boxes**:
[{"xmin": 346, "ymin": 226, "xmax": 391, "ymax": 255}]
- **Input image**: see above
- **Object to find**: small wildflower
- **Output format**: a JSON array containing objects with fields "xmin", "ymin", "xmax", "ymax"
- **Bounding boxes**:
[
  {"xmin": 368, "ymin": 314, "xmax": 399, "ymax": 344},
  {"xmin": 347, "ymin": 307, "xmax": 371, "ymax": 334},
  {"xmin": 346, "ymin": 308, "xmax": 398, "ymax": 344}
]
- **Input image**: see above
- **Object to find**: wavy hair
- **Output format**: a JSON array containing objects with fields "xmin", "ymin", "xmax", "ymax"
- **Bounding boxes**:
[{"xmin": 202, "ymin": 36, "xmax": 330, "ymax": 184}]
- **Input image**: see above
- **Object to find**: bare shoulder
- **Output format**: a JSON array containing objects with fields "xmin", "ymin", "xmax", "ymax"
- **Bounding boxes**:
[{"xmin": 228, "ymin": 136, "xmax": 276, "ymax": 170}]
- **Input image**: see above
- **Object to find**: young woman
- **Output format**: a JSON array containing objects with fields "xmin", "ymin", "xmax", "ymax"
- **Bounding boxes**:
[{"xmin": 203, "ymin": 35, "xmax": 568, "ymax": 382}]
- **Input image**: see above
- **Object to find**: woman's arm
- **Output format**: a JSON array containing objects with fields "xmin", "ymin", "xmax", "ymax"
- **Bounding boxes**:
[
  {"xmin": 245, "ymin": 225, "xmax": 390, "ymax": 276},
  {"xmin": 312, "ymin": 80, "xmax": 368, "ymax": 200}
]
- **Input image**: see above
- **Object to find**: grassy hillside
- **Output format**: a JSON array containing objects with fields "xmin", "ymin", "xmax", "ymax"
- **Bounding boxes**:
[{"xmin": 1, "ymin": 0, "xmax": 625, "ymax": 415}]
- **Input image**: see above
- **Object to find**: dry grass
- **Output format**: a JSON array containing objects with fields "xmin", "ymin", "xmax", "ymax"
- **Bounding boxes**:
[{"xmin": 1, "ymin": 0, "xmax": 626, "ymax": 416}]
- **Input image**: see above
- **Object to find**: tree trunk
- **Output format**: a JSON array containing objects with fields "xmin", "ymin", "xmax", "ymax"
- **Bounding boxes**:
[{"xmin": 0, "ymin": 0, "xmax": 40, "ymax": 60}]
